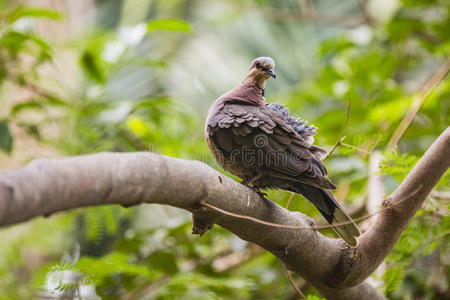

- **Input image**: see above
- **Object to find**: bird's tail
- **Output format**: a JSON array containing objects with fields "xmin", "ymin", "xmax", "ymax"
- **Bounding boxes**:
[{"xmin": 289, "ymin": 184, "xmax": 361, "ymax": 247}]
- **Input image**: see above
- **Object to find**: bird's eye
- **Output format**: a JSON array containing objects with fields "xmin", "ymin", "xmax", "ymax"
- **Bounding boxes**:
[{"xmin": 255, "ymin": 62, "xmax": 261, "ymax": 69}]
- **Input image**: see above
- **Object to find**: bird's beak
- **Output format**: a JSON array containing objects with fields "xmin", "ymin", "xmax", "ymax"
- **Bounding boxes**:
[{"xmin": 265, "ymin": 69, "xmax": 276, "ymax": 79}]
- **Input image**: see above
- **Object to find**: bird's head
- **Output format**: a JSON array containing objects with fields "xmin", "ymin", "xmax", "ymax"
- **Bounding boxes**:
[{"xmin": 245, "ymin": 57, "xmax": 276, "ymax": 86}]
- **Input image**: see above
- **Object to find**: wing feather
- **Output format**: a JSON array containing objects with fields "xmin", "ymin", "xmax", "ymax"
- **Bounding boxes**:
[{"xmin": 206, "ymin": 102, "xmax": 334, "ymax": 189}]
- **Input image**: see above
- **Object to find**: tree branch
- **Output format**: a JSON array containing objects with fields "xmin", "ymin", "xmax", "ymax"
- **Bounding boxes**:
[
  {"xmin": 0, "ymin": 153, "xmax": 381, "ymax": 299},
  {"xmin": 329, "ymin": 126, "xmax": 450, "ymax": 287},
  {"xmin": 0, "ymin": 127, "xmax": 448, "ymax": 299},
  {"xmin": 386, "ymin": 59, "xmax": 450, "ymax": 151}
]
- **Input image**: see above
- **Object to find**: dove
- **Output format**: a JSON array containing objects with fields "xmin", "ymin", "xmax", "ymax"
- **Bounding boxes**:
[{"xmin": 205, "ymin": 57, "xmax": 361, "ymax": 247}]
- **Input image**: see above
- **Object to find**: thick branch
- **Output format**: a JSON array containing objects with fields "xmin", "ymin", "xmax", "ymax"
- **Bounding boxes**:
[
  {"xmin": 0, "ymin": 153, "xmax": 379, "ymax": 299},
  {"xmin": 330, "ymin": 126, "xmax": 450, "ymax": 287},
  {"xmin": 0, "ymin": 127, "xmax": 448, "ymax": 298}
]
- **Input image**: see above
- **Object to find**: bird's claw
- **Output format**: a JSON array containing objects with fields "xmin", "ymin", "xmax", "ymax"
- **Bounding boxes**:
[
  {"xmin": 257, "ymin": 191, "xmax": 268, "ymax": 198},
  {"xmin": 241, "ymin": 177, "xmax": 253, "ymax": 186},
  {"xmin": 241, "ymin": 177, "xmax": 267, "ymax": 198},
  {"xmin": 251, "ymin": 187, "xmax": 267, "ymax": 198}
]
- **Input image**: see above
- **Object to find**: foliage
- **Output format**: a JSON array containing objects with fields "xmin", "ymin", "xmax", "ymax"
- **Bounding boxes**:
[
  {"xmin": 0, "ymin": 120, "xmax": 12, "ymax": 153},
  {"xmin": 0, "ymin": 0, "xmax": 449, "ymax": 299}
]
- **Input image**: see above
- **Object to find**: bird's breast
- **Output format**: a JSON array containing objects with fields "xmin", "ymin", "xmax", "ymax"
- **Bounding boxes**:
[{"xmin": 205, "ymin": 131, "xmax": 253, "ymax": 180}]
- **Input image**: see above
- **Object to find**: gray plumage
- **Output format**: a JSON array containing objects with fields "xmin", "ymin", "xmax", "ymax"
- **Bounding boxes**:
[{"xmin": 267, "ymin": 103, "xmax": 317, "ymax": 137}]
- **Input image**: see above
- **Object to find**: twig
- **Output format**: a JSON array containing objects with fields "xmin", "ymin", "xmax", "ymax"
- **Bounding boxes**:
[
  {"xmin": 283, "ymin": 265, "xmax": 307, "ymax": 300},
  {"xmin": 367, "ymin": 151, "xmax": 385, "ymax": 223},
  {"xmin": 431, "ymin": 191, "xmax": 450, "ymax": 200},
  {"xmin": 123, "ymin": 276, "xmax": 169, "ymax": 300},
  {"xmin": 299, "ymin": 0, "xmax": 316, "ymax": 20},
  {"xmin": 428, "ymin": 244, "xmax": 442, "ymax": 289},
  {"xmin": 323, "ymin": 95, "xmax": 351, "ymax": 161},
  {"xmin": 357, "ymin": 0, "xmax": 373, "ymax": 25},
  {"xmin": 339, "ymin": 142, "xmax": 372, "ymax": 155},
  {"xmin": 364, "ymin": 150, "xmax": 386, "ymax": 287},
  {"xmin": 77, "ymin": 285, "xmax": 83, "ymax": 300},
  {"xmin": 212, "ymin": 244, "xmax": 262, "ymax": 272},
  {"xmin": 199, "ymin": 186, "xmax": 422, "ymax": 231},
  {"xmin": 386, "ymin": 59, "xmax": 450, "ymax": 151},
  {"xmin": 200, "ymin": 200, "xmax": 356, "ymax": 229},
  {"xmin": 286, "ymin": 192, "xmax": 295, "ymax": 210}
]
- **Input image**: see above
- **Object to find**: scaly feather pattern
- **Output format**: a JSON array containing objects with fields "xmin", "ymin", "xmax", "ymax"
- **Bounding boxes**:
[{"xmin": 205, "ymin": 57, "xmax": 361, "ymax": 246}]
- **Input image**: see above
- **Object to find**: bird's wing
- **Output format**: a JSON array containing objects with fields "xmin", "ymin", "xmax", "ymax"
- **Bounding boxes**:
[{"xmin": 206, "ymin": 102, "xmax": 336, "ymax": 190}]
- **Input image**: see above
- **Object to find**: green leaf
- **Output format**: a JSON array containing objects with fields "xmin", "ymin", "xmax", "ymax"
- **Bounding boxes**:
[
  {"xmin": 0, "ymin": 31, "xmax": 27, "ymax": 56},
  {"xmin": 16, "ymin": 122, "xmax": 40, "ymax": 139},
  {"xmin": 76, "ymin": 252, "xmax": 157, "ymax": 283},
  {"xmin": 146, "ymin": 251, "xmax": 179, "ymax": 275},
  {"xmin": 147, "ymin": 19, "xmax": 191, "ymax": 33},
  {"xmin": 307, "ymin": 295, "xmax": 326, "ymax": 300},
  {"xmin": 10, "ymin": 100, "xmax": 43, "ymax": 115},
  {"xmin": 80, "ymin": 50, "xmax": 105, "ymax": 83},
  {"xmin": 102, "ymin": 206, "xmax": 118, "ymax": 235},
  {"xmin": 84, "ymin": 207, "xmax": 102, "ymax": 241},
  {"xmin": 383, "ymin": 267, "xmax": 404, "ymax": 294},
  {"xmin": 0, "ymin": 120, "xmax": 13, "ymax": 154},
  {"xmin": 0, "ymin": 30, "xmax": 52, "ymax": 60},
  {"xmin": 126, "ymin": 115, "xmax": 150, "ymax": 137},
  {"xmin": 11, "ymin": 96, "xmax": 68, "ymax": 116},
  {"xmin": 8, "ymin": 6, "xmax": 64, "ymax": 24},
  {"xmin": 379, "ymin": 151, "xmax": 418, "ymax": 177}
]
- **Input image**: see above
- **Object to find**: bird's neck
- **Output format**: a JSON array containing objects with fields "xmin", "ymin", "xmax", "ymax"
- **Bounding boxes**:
[
  {"xmin": 243, "ymin": 75, "xmax": 267, "ymax": 90},
  {"xmin": 216, "ymin": 77, "xmax": 267, "ymax": 107},
  {"xmin": 238, "ymin": 77, "xmax": 266, "ymax": 104}
]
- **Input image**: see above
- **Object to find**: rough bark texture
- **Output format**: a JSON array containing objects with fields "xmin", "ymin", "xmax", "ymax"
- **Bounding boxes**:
[
  {"xmin": 329, "ymin": 126, "xmax": 450, "ymax": 288},
  {"xmin": 0, "ymin": 127, "xmax": 448, "ymax": 299}
]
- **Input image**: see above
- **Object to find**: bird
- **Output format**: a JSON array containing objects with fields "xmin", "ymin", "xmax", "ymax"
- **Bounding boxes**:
[{"xmin": 205, "ymin": 57, "xmax": 361, "ymax": 247}]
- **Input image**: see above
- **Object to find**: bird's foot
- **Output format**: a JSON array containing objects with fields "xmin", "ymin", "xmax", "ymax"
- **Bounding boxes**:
[
  {"xmin": 256, "ymin": 191, "xmax": 268, "ymax": 198},
  {"xmin": 252, "ymin": 187, "xmax": 267, "ymax": 198},
  {"xmin": 241, "ymin": 176, "xmax": 266, "ymax": 198},
  {"xmin": 241, "ymin": 176, "xmax": 254, "ymax": 186},
  {"xmin": 241, "ymin": 174, "xmax": 262, "ymax": 187}
]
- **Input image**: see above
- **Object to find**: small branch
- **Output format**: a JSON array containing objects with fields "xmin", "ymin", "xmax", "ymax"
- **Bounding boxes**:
[
  {"xmin": 431, "ymin": 191, "xmax": 450, "ymax": 200},
  {"xmin": 357, "ymin": 0, "xmax": 374, "ymax": 25},
  {"xmin": 202, "ymin": 200, "xmax": 373, "ymax": 230},
  {"xmin": 286, "ymin": 192, "xmax": 295, "ymax": 209},
  {"xmin": 364, "ymin": 150, "xmax": 386, "ymax": 287},
  {"xmin": 287, "ymin": 280, "xmax": 310, "ymax": 300},
  {"xmin": 299, "ymin": 0, "xmax": 316, "ymax": 20},
  {"xmin": 284, "ymin": 265, "xmax": 307, "ymax": 300},
  {"xmin": 386, "ymin": 59, "xmax": 450, "ymax": 151},
  {"xmin": 212, "ymin": 244, "xmax": 261, "ymax": 272},
  {"xmin": 331, "ymin": 126, "xmax": 450, "ymax": 288},
  {"xmin": 323, "ymin": 96, "xmax": 351, "ymax": 161},
  {"xmin": 77, "ymin": 284, "xmax": 83, "ymax": 300},
  {"xmin": 366, "ymin": 151, "xmax": 385, "ymax": 226},
  {"xmin": 339, "ymin": 142, "xmax": 372, "ymax": 155},
  {"xmin": 200, "ymin": 186, "xmax": 421, "ymax": 231}
]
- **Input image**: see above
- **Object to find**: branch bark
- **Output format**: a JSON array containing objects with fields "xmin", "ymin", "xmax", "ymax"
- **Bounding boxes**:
[
  {"xmin": 329, "ymin": 126, "xmax": 450, "ymax": 287},
  {"xmin": 0, "ymin": 127, "xmax": 448, "ymax": 299}
]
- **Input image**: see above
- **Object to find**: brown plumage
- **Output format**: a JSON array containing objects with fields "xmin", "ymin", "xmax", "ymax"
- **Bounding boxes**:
[{"xmin": 205, "ymin": 57, "xmax": 361, "ymax": 247}]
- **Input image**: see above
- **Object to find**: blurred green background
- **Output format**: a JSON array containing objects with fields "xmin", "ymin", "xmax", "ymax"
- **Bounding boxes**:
[{"xmin": 0, "ymin": 0, "xmax": 448, "ymax": 299}]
